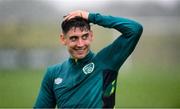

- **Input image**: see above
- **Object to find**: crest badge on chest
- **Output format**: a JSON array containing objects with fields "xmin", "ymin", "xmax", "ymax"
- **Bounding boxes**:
[{"xmin": 83, "ymin": 62, "xmax": 95, "ymax": 75}]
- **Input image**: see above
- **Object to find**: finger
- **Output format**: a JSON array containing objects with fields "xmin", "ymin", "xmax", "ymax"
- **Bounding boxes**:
[
  {"xmin": 63, "ymin": 14, "xmax": 78, "ymax": 21},
  {"xmin": 63, "ymin": 14, "xmax": 72, "ymax": 21},
  {"xmin": 67, "ymin": 16, "xmax": 76, "ymax": 20},
  {"xmin": 63, "ymin": 10, "xmax": 85, "ymax": 21},
  {"xmin": 68, "ymin": 10, "xmax": 81, "ymax": 16}
]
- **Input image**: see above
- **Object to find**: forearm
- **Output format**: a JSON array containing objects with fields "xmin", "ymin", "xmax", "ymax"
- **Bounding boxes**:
[{"xmin": 88, "ymin": 13, "xmax": 143, "ymax": 37}]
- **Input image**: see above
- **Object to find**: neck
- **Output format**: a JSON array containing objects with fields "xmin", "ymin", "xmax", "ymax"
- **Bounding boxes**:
[
  {"xmin": 71, "ymin": 50, "xmax": 90, "ymax": 61},
  {"xmin": 69, "ymin": 51, "xmax": 94, "ymax": 65}
]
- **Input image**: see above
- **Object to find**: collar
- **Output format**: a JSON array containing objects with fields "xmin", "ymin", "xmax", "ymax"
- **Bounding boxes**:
[{"xmin": 68, "ymin": 51, "xmax": 94, "ymax": 66}]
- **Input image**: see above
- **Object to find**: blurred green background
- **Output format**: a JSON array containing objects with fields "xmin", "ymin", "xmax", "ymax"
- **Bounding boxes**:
[{"xmin": 0, "ymin": 0, "xmax": 180, "ymax": 108}]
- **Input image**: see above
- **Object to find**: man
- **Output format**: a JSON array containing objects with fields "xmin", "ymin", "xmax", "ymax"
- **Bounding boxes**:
[{"xmin": 34, "ymin": 10, "xmax": 143, "ymax": 108}]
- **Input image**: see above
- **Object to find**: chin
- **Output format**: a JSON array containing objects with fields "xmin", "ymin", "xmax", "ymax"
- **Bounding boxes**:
[{"xmin": 71, "ymin": 49, "xmax": 89, "ymax": 59}]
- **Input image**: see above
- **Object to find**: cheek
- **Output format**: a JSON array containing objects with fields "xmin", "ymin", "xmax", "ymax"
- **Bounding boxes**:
[
  {"xmin": 66, "ymin": 41, "xmax": 75, "ymax": 47},
  {"xmin": 85, "ymin": 40, "xmax": 92, "ymax": 46}
]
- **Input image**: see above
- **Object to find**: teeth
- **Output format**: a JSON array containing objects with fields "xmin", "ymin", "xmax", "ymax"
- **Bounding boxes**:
[
  {"xmin": 76, "ymin": 49, "xmax": 83, "ymax": 50},
  {"xmin": 75, "ymin": 49, "xmax": 85, "ymax": 53},
  {"xmin": 77, "ymin": 49, "xmax": 84, "ymax": 52},
  {"xmin": 75, "ymin": 48, "xmax": 85, "ymax": 50}
]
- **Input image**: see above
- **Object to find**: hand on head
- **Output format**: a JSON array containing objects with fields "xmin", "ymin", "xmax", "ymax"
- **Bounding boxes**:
[{"xmin": 63, "ymin": 10, "xmax": 89, "ymax": 21}]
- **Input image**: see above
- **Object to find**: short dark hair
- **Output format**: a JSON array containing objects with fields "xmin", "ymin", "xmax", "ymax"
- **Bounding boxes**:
[{"xmin": 61, "ymin": 17, "xmax": 91, "ymax": 34}]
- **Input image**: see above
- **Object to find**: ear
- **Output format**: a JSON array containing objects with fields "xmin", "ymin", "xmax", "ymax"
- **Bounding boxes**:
[{"xmin": 60, "ymin": 33, "xmax": 66, "ymax": 45}]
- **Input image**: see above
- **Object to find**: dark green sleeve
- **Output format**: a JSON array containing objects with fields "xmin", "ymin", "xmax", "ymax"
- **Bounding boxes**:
[
  {"xmin": 88, "ymin": 13, "xmax": 143, "ymax": 71},
  {"xmin": 34, "ymin": 68, "xmax": 56, "ymax": 108}
]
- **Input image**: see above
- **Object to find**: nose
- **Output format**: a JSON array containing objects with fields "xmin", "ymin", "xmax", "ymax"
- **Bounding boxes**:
[{"xmin": 76, "ymin": 39, "xmax": 84, "ymax": 47}]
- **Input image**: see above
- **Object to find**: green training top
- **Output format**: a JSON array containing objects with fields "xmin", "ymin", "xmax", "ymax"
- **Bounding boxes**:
[{"xmin": 34, "ymin": 13, "xmax": 143, "ymax": 108}]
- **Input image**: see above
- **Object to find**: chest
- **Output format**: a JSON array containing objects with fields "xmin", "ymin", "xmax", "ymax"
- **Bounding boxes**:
[{"xmin": 53, "ymin": 64, "xmax": 103, "ymax": 107}]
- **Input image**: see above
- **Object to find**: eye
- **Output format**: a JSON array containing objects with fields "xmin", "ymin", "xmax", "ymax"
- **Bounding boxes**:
[
  {"xmin": 69, "ymin": 36, "xmax": 78, "ymax": 42},
  {"xmin": 82, "ymin": 34, "xmax": 88, "ymax": 40}
]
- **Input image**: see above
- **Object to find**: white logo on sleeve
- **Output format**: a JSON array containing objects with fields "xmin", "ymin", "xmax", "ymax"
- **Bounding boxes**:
[
  {"xmin": 54, "ymin": 78, "xmax": 63, "ymax": 85},
  {"xmin": 83, "ymin": 62, "xmax": 95, "ymax": 75}
]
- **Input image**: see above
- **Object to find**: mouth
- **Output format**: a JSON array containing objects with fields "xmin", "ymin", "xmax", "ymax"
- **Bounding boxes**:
[
  {"xmin": 74, "ymin": 47, "xmax": 87, "ymax": 54},
  {"xmin": 70, "ymin": 47, "xmax": 88, "ymax": 59}
]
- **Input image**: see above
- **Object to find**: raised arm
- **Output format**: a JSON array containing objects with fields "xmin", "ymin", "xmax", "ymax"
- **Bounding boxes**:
[{"xmin": 89, "ymin": 13, "xmax": 143, "ymax": 71}]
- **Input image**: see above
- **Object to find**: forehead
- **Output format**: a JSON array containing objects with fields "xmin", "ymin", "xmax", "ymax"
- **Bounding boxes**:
[{"xmin": 66, "ymin": 27, "xmax": 90, "ymax": 37}]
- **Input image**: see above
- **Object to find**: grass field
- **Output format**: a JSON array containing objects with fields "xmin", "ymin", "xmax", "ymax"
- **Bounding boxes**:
[{"xmin": 0, "ymin": 64, "xmax": 180, "ymax": 108}]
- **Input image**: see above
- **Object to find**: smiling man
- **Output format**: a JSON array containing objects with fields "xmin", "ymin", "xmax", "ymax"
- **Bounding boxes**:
[
  {"xmin": 60, "ymin": 17, "xmax": 93, "ymax": 60},
  {"xmin": 34, "ymin": 10, "xmax": 143, "ymax": 108}
]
